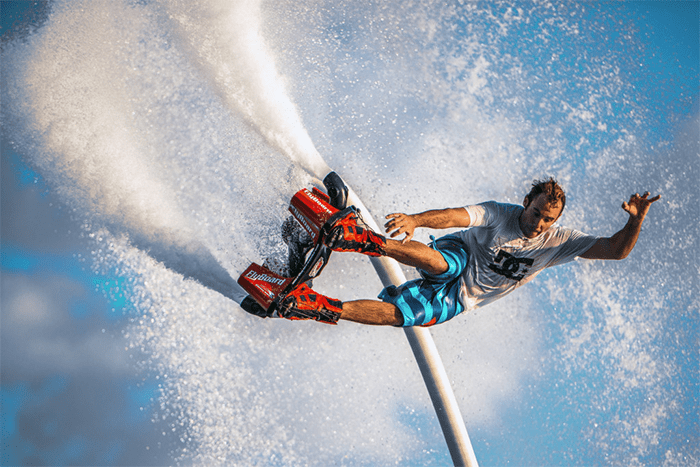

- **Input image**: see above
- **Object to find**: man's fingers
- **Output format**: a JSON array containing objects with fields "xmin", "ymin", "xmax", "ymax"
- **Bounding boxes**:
[
  {"xmin": 623, "ymin": 192, "xmax": 660, "ymax": 216},
  {"xmin": 386, "ymin": 221, "xmax": 403, "ymax": 233},
  {"xmin": 384, "ymin": 213, "xmax": 404, "ymax": 230},
  {"xmin": 628, "ymin": 192, "xmax": 661, "ymax": 204}
]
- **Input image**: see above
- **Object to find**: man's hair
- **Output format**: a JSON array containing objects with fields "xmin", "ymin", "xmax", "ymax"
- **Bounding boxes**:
[{"xmin": 526, "ymin": 177, "xmax": 566, "ymax": 213}]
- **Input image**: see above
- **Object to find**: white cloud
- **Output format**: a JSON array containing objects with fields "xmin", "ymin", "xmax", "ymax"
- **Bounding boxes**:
[{"xmin": 2, "ymin": 273, "xmax": 131, "ymax": 378}]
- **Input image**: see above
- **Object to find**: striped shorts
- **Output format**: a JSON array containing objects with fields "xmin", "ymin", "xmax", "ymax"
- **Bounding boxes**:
[{"xmin": 378, "ymin": 234, "xmax": 468, "ymax": 327}]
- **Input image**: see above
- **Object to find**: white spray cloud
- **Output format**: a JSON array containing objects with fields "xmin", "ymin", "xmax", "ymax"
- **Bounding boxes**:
[
  {"xmin": 2, "ymin": 0, "xmax": 244, "ymax": 300},
  {"xmin": 3, "ymin": 0, "xmax": 184, "ymax": 237}
]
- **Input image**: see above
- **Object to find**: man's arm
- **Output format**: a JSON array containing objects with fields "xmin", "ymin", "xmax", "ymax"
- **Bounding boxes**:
[
  {"xmin": 580, "ymin": 192, "xmax": 661, "ymax": 260},
  {"xmin": 384, "ymin": 207, "xmax": 471, "ymax": 244}
]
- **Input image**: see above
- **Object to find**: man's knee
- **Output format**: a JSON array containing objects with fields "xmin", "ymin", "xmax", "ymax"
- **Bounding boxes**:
[{"xmin": 393, "ymin": 306, "xmax": 405, "ymax": 326}]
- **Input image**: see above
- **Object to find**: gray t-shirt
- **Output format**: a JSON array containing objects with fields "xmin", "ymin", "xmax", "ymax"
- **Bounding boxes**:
[{"xmin": 456, "ymin": 201, "xmax": 598, "ymax": 311}]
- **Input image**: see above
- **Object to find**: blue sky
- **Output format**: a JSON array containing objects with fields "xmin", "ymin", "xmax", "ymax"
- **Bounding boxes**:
[{"xmin": 2, "ymin": 1, "xmax": 698, "ymax": 466}]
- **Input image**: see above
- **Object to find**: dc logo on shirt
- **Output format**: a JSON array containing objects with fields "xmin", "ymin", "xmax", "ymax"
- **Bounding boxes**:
[{"xmin": 488, "ymin": 250, "xmax": 534, "ymax": 281}]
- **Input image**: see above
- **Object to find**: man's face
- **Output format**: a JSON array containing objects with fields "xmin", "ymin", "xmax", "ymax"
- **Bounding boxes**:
[{"xmin": 519, "ymin": 194, "xmax": 563, "ymax": 238}]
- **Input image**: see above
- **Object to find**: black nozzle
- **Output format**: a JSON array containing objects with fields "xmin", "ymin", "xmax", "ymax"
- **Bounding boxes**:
[
  {"xmin": 241, "ymin": 296, "xmax": 270, "ymax": 318},
  {"xmin": 323, "ymin": 172, "xmax": 349, "ymax": 210}
]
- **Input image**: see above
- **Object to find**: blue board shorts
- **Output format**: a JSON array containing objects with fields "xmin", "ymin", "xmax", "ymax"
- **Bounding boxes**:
[{"xmin": 378, "ymin": 234, "xmax": 469, "ymax": 327}]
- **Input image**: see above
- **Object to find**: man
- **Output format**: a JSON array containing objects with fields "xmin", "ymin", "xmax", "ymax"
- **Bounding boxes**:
[{"xmin": 278, "ymin": 178, "xmax": 660, "ymax": 327}]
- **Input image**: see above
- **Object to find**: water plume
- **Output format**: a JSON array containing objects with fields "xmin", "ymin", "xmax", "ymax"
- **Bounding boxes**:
[{"xmin": 1, "ymin": 0, "xmax": 242, "ymax": 302}]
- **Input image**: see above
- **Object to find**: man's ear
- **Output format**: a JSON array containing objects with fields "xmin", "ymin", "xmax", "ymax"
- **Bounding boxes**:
[
  {"xmin": 523, "ymin": 196, "xmax": 530, "ymax": 208},
  {"xmin": 554, "ymin": 203, "xmax": 564, "ymax": 221}
]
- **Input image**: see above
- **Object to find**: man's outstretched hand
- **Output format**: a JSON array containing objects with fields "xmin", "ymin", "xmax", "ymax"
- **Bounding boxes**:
[
  {"xmin": 384, "ymin": 207, "xmax": 472, "ymax": 244},
  {"xmin": 622, "ymin": 192, "xmax": 661, "ymax": 223},
  {"xmin": 581, "ymin": 191, "xmax": 661, "ymax": 260},
  {"xmin": 385, "ymin": 213, "xmax": 417, "ymax": 244}
]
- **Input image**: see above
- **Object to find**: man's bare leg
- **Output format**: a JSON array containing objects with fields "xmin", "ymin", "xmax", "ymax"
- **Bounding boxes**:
[
  {"xmin": 341, "ymin": 300, "xmax": 404, "ymax": 326},
  {"xmin": 384, "ymin": 238, "xmax": 448, "ymax": 275}
]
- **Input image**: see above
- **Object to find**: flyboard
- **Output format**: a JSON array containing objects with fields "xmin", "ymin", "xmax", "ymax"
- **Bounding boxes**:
[{"xmin": 237, "ymin": 172, "xmax": 349, "ymax": 323}]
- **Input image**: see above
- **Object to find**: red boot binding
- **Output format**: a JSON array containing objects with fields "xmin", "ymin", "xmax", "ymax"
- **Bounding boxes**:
[
  {"xmin": 323, "ymin": 207, "xmax": 387, "ymax": 257},
  {"xmin": 278, "ymin": 283, "xmax": 342, "ymax": 325}
]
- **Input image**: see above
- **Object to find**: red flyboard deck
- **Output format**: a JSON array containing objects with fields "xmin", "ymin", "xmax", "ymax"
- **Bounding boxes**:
[
  {"xmin": 288, "ymin": 187, "xmax": 338, "ymax": 243},
  {"xmin": 237, "ymin": 263, "xmax": 293, "ymax": 310}
]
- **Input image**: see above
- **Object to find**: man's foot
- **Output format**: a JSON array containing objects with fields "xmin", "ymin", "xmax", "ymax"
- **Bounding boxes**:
[
  {"xmin": 323, "ymin": 207, "xmax": 387, "ymax": 257},
  {"xmin": 278, "ymin": 283, "xmax": 342, "ymax": 325}
]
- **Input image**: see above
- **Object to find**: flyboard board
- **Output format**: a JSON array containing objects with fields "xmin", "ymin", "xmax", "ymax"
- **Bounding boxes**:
[{"xmin": 237, "ymin": 172, "xmax": 348, "ymax": 320}]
